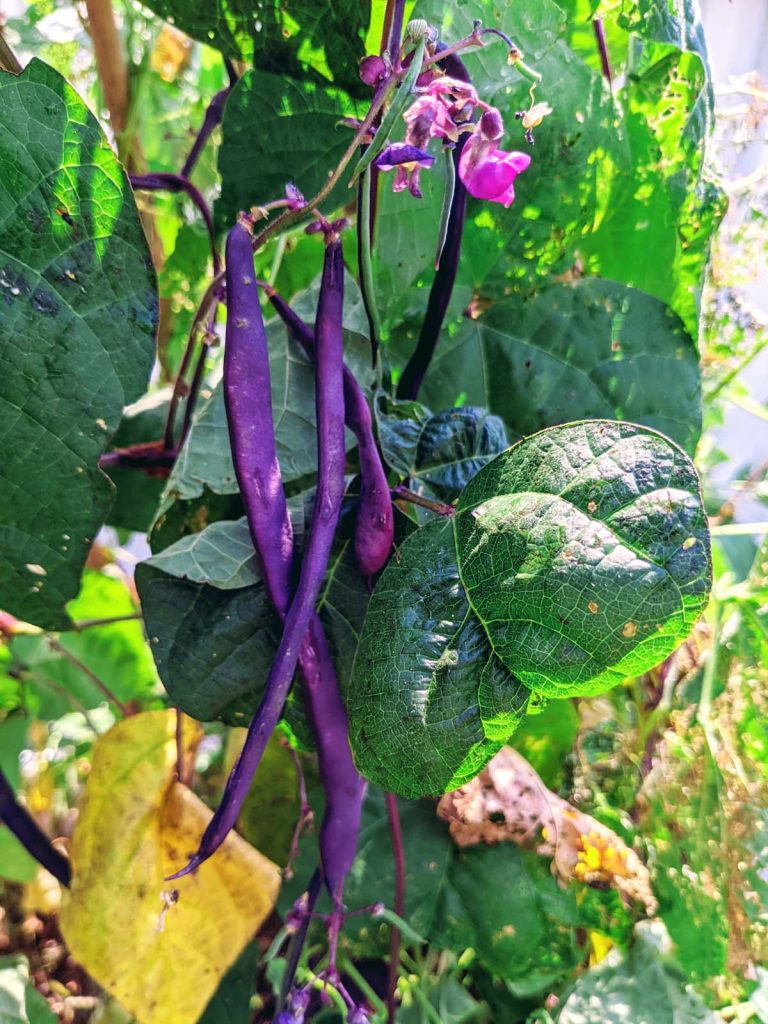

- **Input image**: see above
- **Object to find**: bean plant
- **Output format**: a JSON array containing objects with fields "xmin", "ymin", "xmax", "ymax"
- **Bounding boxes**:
[{"xmin": 1, "ymin": 1, "xmax": 763, "ymax": 1023}]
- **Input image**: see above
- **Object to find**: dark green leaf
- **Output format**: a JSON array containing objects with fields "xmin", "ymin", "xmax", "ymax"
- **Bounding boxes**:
[
  {"xmin": 348, "ymin": 518, "xmax": 528, "ymax": 798},
  {"xmin": 197, "ymin": 942, "xmax": 258, "ymax": 1024},
  {"xmin": 377, "ymin": 399, "xmax": 508, "ymax": 502},
  {"xmin": 217, "ymin": 70, "xmax": 361, "ymax": 231},
  {"xmin": 454, "ymin": 420, "xmax": 711, "ymax": 697},
  {"xmin": 104, "ymin": 388, "xmax": 171, "ymax": 533},
  {"xmin": 137, "ymin": 504, "xmax": 369, "ymax": 724},
  {"xmin": 0, "ymin": 60, "xmax": 157, "ymax": 628},
  {"xmin": 137, "ymin": 0, "xmax": 370, "ymax": 95},
  {"xmin": 416, "ymin": 280, "xmax": 702, "ymax": 454}
]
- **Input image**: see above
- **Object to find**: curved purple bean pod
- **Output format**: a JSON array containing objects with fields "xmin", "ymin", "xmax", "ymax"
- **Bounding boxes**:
[
  {"xmin": 0, "ymin": 769, "xmax": 71, "ymax": 887},
  {"xmin": 129, "ymin": 172, "xmax": 220, "ymax": 276},
  {"xmin": 396, "ymin": 49, "xmax": 471, "ymax": 401},
  {"xmin": 168, "ymin": 234, "xmax": 350, "ymax": 881},
  {"xmin": 266, "ymin": 288, "xmax": 393, "ymax": 576},
  {"xmin": 180, "ymin": 63, "xmax": 236, "ymax": 180}
]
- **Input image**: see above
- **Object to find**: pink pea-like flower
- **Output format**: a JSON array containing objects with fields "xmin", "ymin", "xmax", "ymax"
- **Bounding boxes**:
[{"xmin": 458, "ymin": 136, "xmax": 532, "ymax": 208}]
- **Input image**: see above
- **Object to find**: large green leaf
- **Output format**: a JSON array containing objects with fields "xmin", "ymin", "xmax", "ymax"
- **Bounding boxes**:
[
  {"xmin": 217, "ymin": 70, "xmax": 360, "ymax": 231},
  {"xmin": 415, "ymin": 279, "xmax": 702, "ymax": 454},
  {"xmin": 454, "ymin": 420, "xmax": 711, "ymax": 697},
  {"xmin": 347, "ymin": 518, "xmax": 528, "ymax": 798},
  {"xmin": 0, "ymin": 60, "xmax": 157, "ymax": 629},
  {"xmin": 137, "ymin": 0, "xmax": 370, "ymax": 95},
  {"xmin": 558, "ymin": 922, "xmax": 723, "ymax": 1024},
  {"xmin": 137, "ymin": 504, "xmax": 369, "ymax": 724}
]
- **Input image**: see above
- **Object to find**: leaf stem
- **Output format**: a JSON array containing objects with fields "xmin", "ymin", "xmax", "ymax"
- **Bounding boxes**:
[
  {"xmin": 72, "ymin": 613, "xmax": 142, "ymax": 631},
  {"xmin": 385, "ymin": 791, "xmax": 406, "ymax": 1024},
  {"xmin": 358, "ymin": 166, "xmax": 383, "ymax": 362},
  {"xmin": 392, "ymin": 486, "xmax": 454, "ymax": 517},
  {"xmin": 0, "ymin": 30, "xmax": 23, "ymax": 74}
]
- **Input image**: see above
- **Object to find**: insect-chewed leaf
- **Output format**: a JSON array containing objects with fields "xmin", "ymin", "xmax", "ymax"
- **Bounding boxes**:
[
  {"xmin": 454, "ymin": 420, "xmax": 711, "ymax": 697},
  {"xmin": 347, "ymin": 518, "xmax": 528, "ymax": 798}
]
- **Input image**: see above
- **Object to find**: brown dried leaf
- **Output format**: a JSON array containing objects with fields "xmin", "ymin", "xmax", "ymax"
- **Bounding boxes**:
[{"xmin": 437, "ymin": 746, "xmax": 656, "ymax": 913}]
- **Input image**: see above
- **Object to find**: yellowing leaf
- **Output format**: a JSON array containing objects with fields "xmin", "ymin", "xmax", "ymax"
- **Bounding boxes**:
[{"xmin": 60, "ymin": 710, "xmax": 280, "ymax": 1024}]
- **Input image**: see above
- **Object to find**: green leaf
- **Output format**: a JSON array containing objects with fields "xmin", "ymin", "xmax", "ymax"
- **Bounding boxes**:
[
  {"xmin": 104, "ymin": 388, "xmax": 171, "ymax": 533},
  {"xmin": 454, "ymin": 420, "xmax": 711, "ymax": 697},
  {"xmin": 136, "ymin": 0, "xmax": 370, "ymax": 95},
  {"xmin": 415, "ymin": 279, "xmax": 702, "ymax": 454},
  {"xmin": 217, "ymin": 70, "xmax": 360, "ymax": 231},
  {"xmin": 0, "ymin": 60, "xmax": 157, "ymax": 629},
  {"xmin": 0, "ymin": 956, "xmax": 56, "ymax": 1024},
  {"xmin": 137, "ymin": 503, "xmax": 369, "ymax": 724},
  {"xmin": 347, "ymin": 518, "xmax": 528, "ymax": 798},
  {"xmin": 376, "ymin": 400, "xmax": 509, "ymax": 502},
  {"xmin": 558, "ymin": 922, "xmax": 723, "ymax": 1024}
]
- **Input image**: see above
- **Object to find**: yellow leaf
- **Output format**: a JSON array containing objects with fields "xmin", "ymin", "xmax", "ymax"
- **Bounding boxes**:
[{"xmin": 60, "ymin": 710, "xmax": 280, "ymax": 1024}]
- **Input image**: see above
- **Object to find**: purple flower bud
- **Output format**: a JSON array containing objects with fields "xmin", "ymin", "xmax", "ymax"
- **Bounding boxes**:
[
  {"xmin": 349, "ymin": 1009, "xmax": 371, "ymax": 1024},
  {"xmin": 479, "ymin": 107, "xmax": 505, "ymax": 141},
  {"xmin": 359, "ymin": 55, "xmax": 388, "ymax": 86},
  {"xmin": 285, "ymin": 183, "xmax": 306, "ymax": 211}
]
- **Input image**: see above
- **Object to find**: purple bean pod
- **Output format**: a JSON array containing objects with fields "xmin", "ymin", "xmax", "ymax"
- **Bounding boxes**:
[
  {"xmin": 396, "ymin": 49, "xmax": 471, "ymax": 401},
  {"xmin": 267, "ymin": 289, "xmax": 393, "ymax": 576},
  {"xmin": 0, "ymin": 769, "xmax": 71, "ymax": 886},
  {"xmin": 129, "ymin": 172, "xmax": 220, "ymax": 276},
  {"xmin": 180, "ymin": 75, "xmax": 234, "ymax": 180},
  {"xmin": 222, "ymin": 221, "xmax": 294, "ymax": 602},
  {"xmin": 168, "ymin": 234, "xmax": 351, "ymax": 880}
]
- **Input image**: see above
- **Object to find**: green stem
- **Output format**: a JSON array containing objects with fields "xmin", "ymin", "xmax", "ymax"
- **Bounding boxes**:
[
  {"xmin": 359, "ymin": 167, "xmax": 383, "ymax": 353},
  {"xmin": 339, "ymin": 956, "xmax": 387, "ymax": 1015}
]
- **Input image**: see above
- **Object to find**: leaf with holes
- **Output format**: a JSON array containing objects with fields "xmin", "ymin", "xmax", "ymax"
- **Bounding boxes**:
[
  {"xmin": 454, "ymin": 420, "xmax": 711, "ymax": 698},
  {"xmin": 347, "ymin": 518, "xmax": 528, "ymax": 798},
  {"xmin": 0, "ymin": 60, "xmax": 157, "ymax": 628}
]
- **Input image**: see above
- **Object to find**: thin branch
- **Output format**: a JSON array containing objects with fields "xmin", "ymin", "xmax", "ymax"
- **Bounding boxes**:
[
  {"xmin": 0, "ymin": 30, "xmax": 23, "ymax": 74},
  {"xmin": 72, "ymin": 613, "xmax": 142, "ymax": 631},
  {"xmin": 385, "ymin": 792, "xmax": 406, "ymax": 1024},
  {"xmin": 84, "ymin": 0, "xmax": 129, "ymax": 139},
  {"xmin": 47, "ymin": 637, "xmax": 129, "ymax": 716}
]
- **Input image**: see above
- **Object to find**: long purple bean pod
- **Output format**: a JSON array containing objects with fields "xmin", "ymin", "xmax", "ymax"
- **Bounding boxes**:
[
  {"xmin": 396, "ymin": 50, "xmax": 471, "ymax": 401},
  {"xmin": 0, "ymin": 769, "xmax": 71, "ymax": 887},
  {"xmin": 267, "ymin": 287, "xmax": 394, "ymax": 576},
  {"xmin": 225, "ymin": 227, "xmax": 363, "ymax": 899},
  {"xmin": 168, "ymin": 233, "xmax": 350, "ymax": 881}
]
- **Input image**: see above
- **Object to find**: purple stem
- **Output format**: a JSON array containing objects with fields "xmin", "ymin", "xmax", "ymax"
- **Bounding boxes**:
[
  {"xmin": 594, "ymin": 18, "xmax": 612, "ymax": 86},
  {"xmin": 168, "ymin": 235, "xmax": 350, "ymax": 881},
  {"xmin": 129, "ymin": 172, "xmax": 220, "ymax": 276},
  {"xmin": 396, "ymin": 51, "xmax": 471, "ymax": 401},
  {"xmin": 267, "ymin": 288, "xmax": 393, "ymax": 576},
  {"xmin": 0, "ymin": 769, "xmax": 71, "ymax": 887}
]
